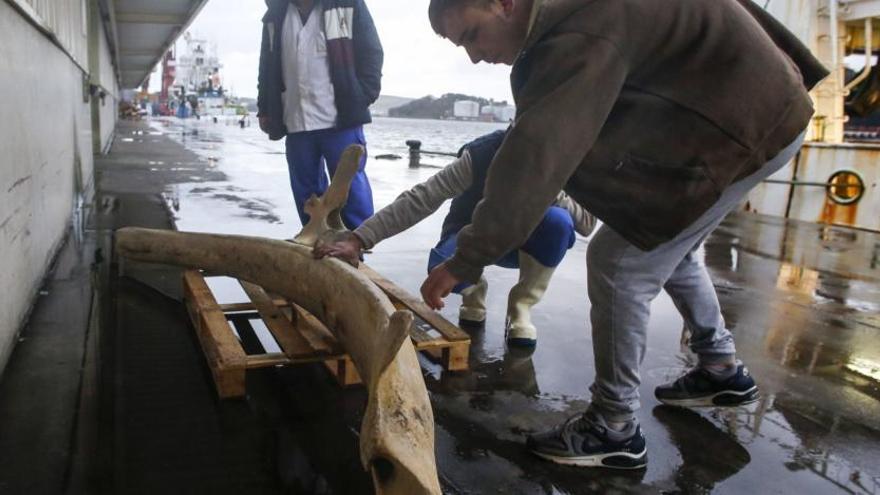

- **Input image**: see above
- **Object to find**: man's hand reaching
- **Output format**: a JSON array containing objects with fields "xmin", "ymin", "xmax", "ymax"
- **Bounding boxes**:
[
  {"xmin": 312, "ymin": 231, "xmax": 364, "ymax": 267},
  {"xmin": 420, "ymin": 262, "xmax": 461, "ymax": 310}
]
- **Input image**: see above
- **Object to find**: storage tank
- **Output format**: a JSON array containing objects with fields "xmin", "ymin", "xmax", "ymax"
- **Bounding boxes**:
[
  {"xmin": 453, "ymin": 100, "xmax": 480, "ymax": 119},
  {"xmin": 498, "ymin": 105, "xmax": 516, "ymax": 122}
]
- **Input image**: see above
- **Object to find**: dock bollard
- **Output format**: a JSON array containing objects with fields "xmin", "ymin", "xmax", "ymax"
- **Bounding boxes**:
[{"xmin": 406, "ymin": 140, "xmax": 422, "ymax": 168}]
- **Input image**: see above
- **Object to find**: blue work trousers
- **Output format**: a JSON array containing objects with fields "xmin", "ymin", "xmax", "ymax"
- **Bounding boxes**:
[{"xmin": 284, "ymin": 126, "xmax": 374, "ymax": 229}]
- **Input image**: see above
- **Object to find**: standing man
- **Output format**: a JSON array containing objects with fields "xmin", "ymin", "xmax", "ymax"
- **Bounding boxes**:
[
  {"xmin": 258, "ymin": 0, "xmax": 383, "ymax": 229},
  {"xmin": 421, "ymin": 0, "xmax": 827, "ymax": 469}
]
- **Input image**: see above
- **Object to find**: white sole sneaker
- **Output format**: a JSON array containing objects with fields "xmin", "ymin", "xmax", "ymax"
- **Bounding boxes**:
[
  {"xmin": 657, "ymin": 386, "xmax": 759, "ymax": 408},
  {"xmin": 532, "ymin": 448, "xmax": 648, "ymax": 469}
]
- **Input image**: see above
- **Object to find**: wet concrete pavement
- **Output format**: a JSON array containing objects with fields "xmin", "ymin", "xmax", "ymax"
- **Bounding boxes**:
[
  {"xmin": 153, "ymin": 116, "xmax": 880, "ymax": 493},
  {"xmin": 3, "ymin": 117, "xmax": 877, "ymax": 494}
]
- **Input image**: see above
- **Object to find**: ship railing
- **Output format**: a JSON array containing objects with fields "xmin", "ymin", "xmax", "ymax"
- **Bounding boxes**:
[{"xmin": 404, "ymin": 141, "xmax": 867, "ymax": 206}]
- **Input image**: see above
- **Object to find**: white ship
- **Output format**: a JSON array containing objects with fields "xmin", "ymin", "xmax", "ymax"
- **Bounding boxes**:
[{"xmin": 172, "ymin": 32, "xmax": 233, "ymax": 118}]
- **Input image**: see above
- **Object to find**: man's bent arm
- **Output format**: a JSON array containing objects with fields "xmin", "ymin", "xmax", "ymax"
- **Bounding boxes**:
[
  {"xmin": 446, "ymin": 34, "xmax": 628, "ymax": 282},
  {"xmin": 353, "ymin": 152, "xmax": 473, "ymax": 249}
]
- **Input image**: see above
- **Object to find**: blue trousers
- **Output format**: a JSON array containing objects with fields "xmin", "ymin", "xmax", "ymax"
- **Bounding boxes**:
[
  {"xmin": 428, "ymin": 206, "xmax": 576, "ymax": 293},
  {"xmin": 284, "ymin": 126, "xmax": 374, "ymax": 229}
]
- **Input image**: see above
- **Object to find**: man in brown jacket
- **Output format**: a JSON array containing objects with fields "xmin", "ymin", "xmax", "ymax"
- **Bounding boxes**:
[{"xmin": 421, "ymin": 0, "xmax": 828, "ymax": 469}]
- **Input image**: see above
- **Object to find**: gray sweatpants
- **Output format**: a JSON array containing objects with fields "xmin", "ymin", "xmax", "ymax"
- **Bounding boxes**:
[{"xmin": 587, "ymin": 132, "xmax": 805, "ymax": 422}]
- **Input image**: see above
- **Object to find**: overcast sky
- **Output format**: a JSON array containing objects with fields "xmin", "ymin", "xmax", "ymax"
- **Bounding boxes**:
[{"xmin": 150, "ymin": 0, "xmax": 514, "ymax": 102}]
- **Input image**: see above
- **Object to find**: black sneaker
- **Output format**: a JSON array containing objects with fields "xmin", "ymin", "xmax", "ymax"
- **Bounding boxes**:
[
  {"xmin": 527, "ymin": 411, "xmax": 647, "ymax": 469},
  {"xmin": 655, "ymin": 363, "xmax": 759, "ymax": 407}
]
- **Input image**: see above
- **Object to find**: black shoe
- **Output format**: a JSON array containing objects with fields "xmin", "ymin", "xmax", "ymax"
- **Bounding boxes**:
[
  {"xmin": 655, "ymin": 363, "xmax": 759, "ymax": 408},
  {"xmin": 506, "ymin": 336, "xmax": 537, "ymax": 349},
  {"xmin": 527, "ymin": 411, "xmax": 647, "ymax": 469},
  {"xmin": 458, "ymin": 318, "xmax": 485, "ymax": 332}
]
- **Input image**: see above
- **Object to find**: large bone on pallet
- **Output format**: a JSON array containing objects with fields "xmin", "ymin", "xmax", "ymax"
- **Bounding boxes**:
[{"xmin": 115, "ymin": 145, "xmax": 441, "ymax": 495}]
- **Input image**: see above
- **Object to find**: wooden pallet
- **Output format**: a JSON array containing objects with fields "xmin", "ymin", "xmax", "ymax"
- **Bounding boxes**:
[
  {"xmin": 357, "ymin": 264, "xmax": 470, "ymax": 371},
  {"xmin": 182, "ymin": 265, "xmax": 470, "ymax": 399}
]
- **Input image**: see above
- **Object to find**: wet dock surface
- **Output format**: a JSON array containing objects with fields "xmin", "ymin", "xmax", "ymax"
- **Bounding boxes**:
[{"xmin": 1, "ymin": 118, "xmax": 878, "ymax": 494}]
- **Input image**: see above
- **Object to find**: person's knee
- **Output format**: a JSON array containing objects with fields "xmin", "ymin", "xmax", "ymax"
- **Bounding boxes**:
[
  {"xmin": 540, "ymin": 207, "xmax": 574, "ymax": 238},
  {"xmin": 522, "ymin": 208, "xmax": 574, "ymax": 267}
]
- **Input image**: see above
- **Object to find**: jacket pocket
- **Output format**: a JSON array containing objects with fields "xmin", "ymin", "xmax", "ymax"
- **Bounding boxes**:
[
  {"xmin": 622, "ymin": 153, "xmax": 720, "ymax": 206},
  {"xmin": 621, "ymin": 154, "xmax": 714, "ymax": 184},
  {"xmin": 582, "ymin": 154, "xmax": 722, "ymax": 249}
]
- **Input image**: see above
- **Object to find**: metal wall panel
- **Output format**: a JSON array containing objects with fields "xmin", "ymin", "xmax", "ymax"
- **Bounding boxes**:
[
  {"xmin": 788, "ymin": 144, "xmax": 880, "ymax": 230},
  {"xmin": 745, "ymin": 143, "xmax": 880, "ymax": 231},
  {"xmin": 10, "ymin": 0, "xmax": 90, "ymax": 69},
  {"xmin": 743, "ymin": 159, "xmax": 797, "ymax": 217},
  {"xmin": 94, "ymin": 3, "xmax": 118, "ymax": 96}
]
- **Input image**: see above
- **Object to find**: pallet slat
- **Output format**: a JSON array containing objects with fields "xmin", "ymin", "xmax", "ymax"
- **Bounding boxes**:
[
  {"xmin": 246, "ymin": 351, "xmax": 349, "ymax": 369},
  {"xmin": 246, "ymin": 353, "xmax": 292, "ymax": 368},
  {"xmin": 289, "ymin": 304, "xmax": 340, "ymax": 355},
  {"xmin": 409, "ymin": 322, "xmax": 438, "ymax": 344},
  {"xmin": 219, "ymin": 299, "xmax": 287, "ymax": 313},
  {"xmin": 183, "ymin": 270, "xmax": 248, "ymax": 398},
  {"xmin": 183, "ymin": 271, "xmax": 247, "ymax": 368},
  {"xmin": 324, "ymin": 356, "xmax": 362, "ymax": 386},
  {"xmin": 359, "ymin": 264, "xmax": 470, "ymax": 342},
  {"xmin": 239, "ymin": 281, "xmax": 315, "ymax": 359}
]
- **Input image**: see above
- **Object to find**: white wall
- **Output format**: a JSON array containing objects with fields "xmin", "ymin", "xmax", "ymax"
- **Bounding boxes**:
[
  {"xmin": 8, "ymin": 0, "xmax": 90, "ymax": 65},
  {"xmin": 0, "ymin": 0, "xmax": 96, "ymax": 372},
  {"xmin": 91, "ymin": 1, "xmax": 118, "ymax": 152},
  {"xmin": 95, "ymin": 85, "xmax": 119, "ymax": 152}
]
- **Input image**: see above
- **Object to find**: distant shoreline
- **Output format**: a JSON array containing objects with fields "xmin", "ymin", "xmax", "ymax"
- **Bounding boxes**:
[{"xmin": 371, "ymin": 114, "xmax": 511, "ymax": 124}]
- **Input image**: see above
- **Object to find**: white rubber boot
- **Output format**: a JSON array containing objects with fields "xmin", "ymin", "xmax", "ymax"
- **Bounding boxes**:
[
  {"xmin": 459, "ymin": 276, "xmax": 488, "ymax": 329},
  {"xmin": 506, "ymin": 251, "xmax": 556, "ymax": 348}
]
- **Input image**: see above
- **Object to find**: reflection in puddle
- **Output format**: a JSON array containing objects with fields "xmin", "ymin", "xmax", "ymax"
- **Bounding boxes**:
[
  {"xmin": 654, "ymin": 405, "xmax": 751, "ymax": 492},
  {"xmin": 770, "ymin": 394, "xmax": 880, "ymax": 493},
  {"xmin": 684, "ymin": 393, "xmax": 880, "ymax": 494},
  {"xmin": 776, "ymin": 263, "xmax": 818, "ymax": 296},
  {"xmin": 845, "ymin": 357, "xmax": 880, "ymax": 383}
]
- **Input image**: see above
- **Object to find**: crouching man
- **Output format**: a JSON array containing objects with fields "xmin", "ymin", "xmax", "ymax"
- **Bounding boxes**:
[{"xmin": 315, "ymin": 129, "xmax": 595, "ymax": 348}]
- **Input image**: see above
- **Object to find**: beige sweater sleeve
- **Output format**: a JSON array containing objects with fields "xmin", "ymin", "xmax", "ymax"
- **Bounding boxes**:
[
  {"xmin": 553, "ymin": 192, "xmax": 596, "ymax": 237},
  {"xmin": 353, "ymin": 152, "xmax": 473, "ymax": 249}
]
